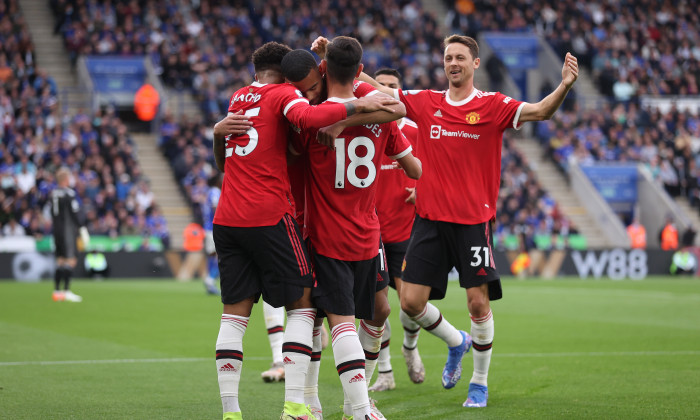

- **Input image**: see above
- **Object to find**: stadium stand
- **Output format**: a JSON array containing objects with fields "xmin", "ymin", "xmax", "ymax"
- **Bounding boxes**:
[
  {"xmin": 498, "ymin": 131, "xmax": 581, "ymax": 250},
  {"xmin": 49, "ymin": 0, "xmax": 686, "ymax": 249},
  {"xmin": 1, "ymin": 0, "xmax": 167, "ymax": 249},
  {"xmin": 445, "ymin": 0, "xmax": 699, "ymax": 97},
  {"xmin": 445, "ymin": 0, "xmax": 700, "ymax": 229}
]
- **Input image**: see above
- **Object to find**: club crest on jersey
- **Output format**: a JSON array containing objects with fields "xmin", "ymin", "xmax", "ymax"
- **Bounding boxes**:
[
  {"xmin": 430, "ymin": 125, "xmax": 441, "ymax": 139},
  {"xmin": 466, "ymin": 112, "xmax": 480, "ymax": 124}
]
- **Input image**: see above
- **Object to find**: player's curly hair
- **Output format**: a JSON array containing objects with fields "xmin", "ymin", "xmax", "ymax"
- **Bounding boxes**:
[
  {"xmin": 326, "ymin": 36, "xmax": 363, "ymax": 84},
  {"xmin": 252, "ymin": 42, "xmax": 293, "ymax": 73}
]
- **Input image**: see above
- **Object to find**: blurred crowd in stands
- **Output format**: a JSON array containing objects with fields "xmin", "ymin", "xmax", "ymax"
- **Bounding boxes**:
[
  {"xmin": 35, "ymin": 0, "xmax": 699, "ymax": 249},
  {"xmin": 47, "ymin": 0, "xmax": 583, "ymax": 248},
  {"xmin": 447, "ymin": 0, "xmax": 699, "ymax": 99},
  {"xmin": 446, "ymin": 0, "xmax": 700, "ymax": 219},
  {"xmin": 51, "ymin": 0, "xmax": 444, "ymax": 123},
  {"xmin": 537, "ymin": 103, "xmax": 700, "ymax": 209},
  {"xmin": 1, "ymin": 0, "xmax": 168, "ymax": 246},
  {"xmin": 497, "ymin": 132, "xmax": 578, "ymax": 250}
]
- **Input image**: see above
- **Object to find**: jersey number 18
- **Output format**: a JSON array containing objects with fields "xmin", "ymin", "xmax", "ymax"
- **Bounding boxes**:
[{"xmin": 334, "ymin": 136, "xmax": 376, "ymax": 189}]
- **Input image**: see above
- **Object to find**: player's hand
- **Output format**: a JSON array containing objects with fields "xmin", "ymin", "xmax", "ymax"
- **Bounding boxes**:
[
  {"xmin": 316, "ymin": 121, "xmax": 345, "ymax": 149},
  {"xmin": 311, "ymin": 36, "xmax": 329, "ymax": 59},
  {"xmin": 404, "ymin": 187, "xmax": 416, "ymax": 204},
  {"xmin": 214, "ymin": 110, "xmax": 252, "ymax": 138},
  {"xmin": 562, "ymin": 52, "xmax": 578, "ymax": 88},
  {"xmin": 353, "ymin": 95, "xmax": 400, "ymax": 113}
]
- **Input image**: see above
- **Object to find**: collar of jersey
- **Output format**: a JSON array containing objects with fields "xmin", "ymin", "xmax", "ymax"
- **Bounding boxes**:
[
  {"xmin": 251, "ymin": 81, "xmax": 266, "ymax": 87},
  {"xmin": 445, "ymin": 88, "xmax": 479, "ymax": 107},
  {"xmin": 326, "ymin": 96, "xmax": 355, "ymax": 103}
]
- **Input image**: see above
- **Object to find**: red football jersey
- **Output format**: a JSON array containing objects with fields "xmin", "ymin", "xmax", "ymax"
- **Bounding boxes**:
[
  {"xmin": 394, "ymin": 88, "xmax": 524, "ymax": 225},
  {"xmin": 287, "ymin": 136, "xmax": 306, "ymax": 231},
  {"xmin": 214, "ymin": 82, "xmax": 346, "ymax": 227},
  {"xmin": 353, "ymin": 80, "xmax": 377, "ymax": 97},
  {"xmin": 296, "ymin": 97, "xmax": 413, "ymax": 261},
  {"xmin": 375, "ymin": 118, "xmax": 418, "ymax": 243}
]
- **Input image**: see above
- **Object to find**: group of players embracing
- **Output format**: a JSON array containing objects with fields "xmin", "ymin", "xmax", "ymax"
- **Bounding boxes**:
[{"xmin": 210, "ymin": 32, "xmax": 579, "ymax": 420}]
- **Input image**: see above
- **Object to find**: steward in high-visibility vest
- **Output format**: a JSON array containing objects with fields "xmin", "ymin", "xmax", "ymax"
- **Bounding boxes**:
[
  {"xmin": 661, "ymin": 223, "xmax": 679, "ymax": 250},
  {"xmin": 627, "ymin": 222, "xmax": 647, "ymax": 249},
  {"xmin": 134, "ymin": 83, "xmax": 160, "ymax": 121},
  {"xmin": 183, "ymin": 222, "xmax": 205, "ymax": 252}
]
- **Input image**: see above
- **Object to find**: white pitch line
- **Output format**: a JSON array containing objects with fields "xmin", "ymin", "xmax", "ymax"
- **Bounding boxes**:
[{"xmin": 1, "ymin": 350, "xmax": 699, "ymax": 367}]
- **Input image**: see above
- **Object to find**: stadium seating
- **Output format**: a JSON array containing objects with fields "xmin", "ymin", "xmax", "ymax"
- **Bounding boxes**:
[
  {"xmin": 48, "ymin": 0, "xmax": 607, "ymax": 248},
  {"xmin": 446, "ymin": 0, "xmax": 699, "ymax": 98},
  {"xmin": 1, "ymin": 0, "xmax": 168, "ymax": 247},
  {"xmin": 445, "ymin": 0, "xmax": 700, "ymax": 219},
  {"xmin": 497, "ymin": 131, "xmax": 580, "ymax": 250}
]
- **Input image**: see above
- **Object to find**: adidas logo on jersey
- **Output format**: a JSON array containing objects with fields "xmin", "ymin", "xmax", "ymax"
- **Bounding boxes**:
[
  {"xmin": 434, "ymin": 110, "xmax": 443, "ymax": 117},
  {"xmin": 219, "ymin": 363, "xmax": 237, "ymax": 372},
  {"xmin": 283, "ymin": 356, "xmax": 295, "ymax": 365},
  {"xmin": 349, "ymin": 373, "xmax": 365, "ymax": 383}
]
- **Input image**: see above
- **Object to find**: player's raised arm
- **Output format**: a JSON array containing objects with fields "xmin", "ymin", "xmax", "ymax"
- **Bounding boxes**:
[
  {"xmin": 313, "ymin": 36, "xmax": 395, "ymax": 98},
  {"xmin": 310, "ymin": 36, "xmax": 329, "ymax": 59},
  {"xmin": 519, "ymin": 52, "xmax": 578, "ymax": 122},
  {"xmin": 356, "ymin": 72, "xmax": 395, "ymax": 97}
]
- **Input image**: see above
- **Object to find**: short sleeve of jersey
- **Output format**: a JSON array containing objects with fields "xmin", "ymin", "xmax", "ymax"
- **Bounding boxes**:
[
  {"xmin": 353, "ymin": 80, "xmax": 378, "ymax": 98},
  {"xmin": 394, "ymin": 89, "xmax": 430, "ymax": 123},
  {"xmin": 384, "ymin": 121, "xmax": 412, "ymax": 159},
  {"xmin": 276, "ymin": 84, "xmax": 311, "ymax": 118},
  {"xmin": 492, "ymin": 92, "xmax": 526, "ymax": 131}
]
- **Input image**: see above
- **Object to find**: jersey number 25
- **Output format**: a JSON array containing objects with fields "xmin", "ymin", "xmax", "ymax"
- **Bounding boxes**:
[{"xmin": 226, "ymin": 107, "xmax": 260, "ymax": 157}]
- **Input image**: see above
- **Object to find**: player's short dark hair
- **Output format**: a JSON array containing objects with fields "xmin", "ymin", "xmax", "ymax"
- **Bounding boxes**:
[
  {"xmin": 252, "ymin": 42, "xmax": 292, "ymax": 74},
  {"xmin": 281, "ymin": 49, "xmax": 318, "ymax": 82},
  {"xmin": 374, "ymin": 67, "xmax": 402, "ymax": 83},
  {"xmin": 443, "ymin": 34, "xmax": 479, "ymax": 59},
  {"xmin": 325, "ymin": 36, "xmax": 363, "ymax": 84}
]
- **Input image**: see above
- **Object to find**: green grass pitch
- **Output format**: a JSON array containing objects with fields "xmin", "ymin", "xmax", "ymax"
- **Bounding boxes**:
[{"xmin": 1, "ymin": 277, "xmax": 699, "ymax": 419}]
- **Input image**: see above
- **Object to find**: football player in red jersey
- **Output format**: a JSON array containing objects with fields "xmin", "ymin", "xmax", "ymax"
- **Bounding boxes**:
[
  {"xmin": 320, "ymin": 34, "xmax": 578, "ymax": 408},
  {"xmin": 282, "ymin": 49, "xmax": 407, "ymax": 420},
  {"xmin": 289, "ymin": 37, "xmax": 421, "ymax": 420},
  {"xmin": 210, "ymin": 41, "xmax": 403, "ymax": 420},
  {"xmin": 366, "ymin": 68, "xmax": 427, "ymax": 393}
]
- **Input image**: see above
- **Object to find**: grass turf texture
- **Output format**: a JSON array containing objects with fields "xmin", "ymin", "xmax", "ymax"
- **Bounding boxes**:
[{"xmin": 1, "ymin": 277, "xmax": 699, "ymax": 419}]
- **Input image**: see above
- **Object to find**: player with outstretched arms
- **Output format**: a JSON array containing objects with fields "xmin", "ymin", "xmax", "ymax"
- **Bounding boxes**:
[{"xmin": 314, "ymin": 34, "xmax": 578, "ymax": 408}]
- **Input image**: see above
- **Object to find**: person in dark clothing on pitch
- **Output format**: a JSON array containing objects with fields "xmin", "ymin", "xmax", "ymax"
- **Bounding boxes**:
[{"xmin": 51, "ymin": 167, "xmax": 90, "ymax": 302}]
